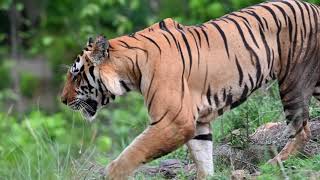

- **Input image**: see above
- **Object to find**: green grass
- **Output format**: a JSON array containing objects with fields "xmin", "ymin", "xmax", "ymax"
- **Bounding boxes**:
[{"xmin": 258, "ymin": 154, "xmax": 320, "ymax": 180}]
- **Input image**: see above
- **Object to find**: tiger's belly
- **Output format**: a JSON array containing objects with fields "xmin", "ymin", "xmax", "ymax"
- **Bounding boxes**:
[{"xmin": 194, "ymin": 77, "xmax": 274, "ymax": 124}]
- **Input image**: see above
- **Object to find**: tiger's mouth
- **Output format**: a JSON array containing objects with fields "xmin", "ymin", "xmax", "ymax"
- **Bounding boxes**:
[{"xmin": 69, "ymin": 98, "xmax": 98, "ymax": 121}]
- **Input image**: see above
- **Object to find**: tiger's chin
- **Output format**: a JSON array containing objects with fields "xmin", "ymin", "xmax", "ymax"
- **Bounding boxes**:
[
  {"xmin": 79, "ymin": 98, "xmax": 99, "ymax": 122},
  {"xmin": 80, "ymin": 108, "xmax": 97, "ymax": 122}
]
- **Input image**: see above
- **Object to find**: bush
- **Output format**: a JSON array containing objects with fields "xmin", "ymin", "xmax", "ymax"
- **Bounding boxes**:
[
  {"xmin": 20, "ymin": 72, "xmax": 40, "ymax": 98},
  {"xmin": 0, "ymin": 60, "xmax": 12, "ymax": 90}
]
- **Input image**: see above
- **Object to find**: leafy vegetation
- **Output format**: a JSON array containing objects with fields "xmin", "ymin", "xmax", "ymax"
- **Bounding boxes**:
[{"xmin": 1, "ymin": 0, "xmax": 320, "ymax": 179}]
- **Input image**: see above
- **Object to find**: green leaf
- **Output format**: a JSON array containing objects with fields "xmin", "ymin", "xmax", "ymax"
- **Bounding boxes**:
[
  {"xmin": 15, "ymin": 2, "xmax": 23, "ymax": 11},
  {"xmin": 42, "ymin": 36, "xmax": 53, "ymax": 46},
  {"xmin": 207, "ymin": 2, "xmax": 225, "ymax": 18},
  {"xmin": 0, "ymin": 0, "xmax": 12, "ymax": 10}
]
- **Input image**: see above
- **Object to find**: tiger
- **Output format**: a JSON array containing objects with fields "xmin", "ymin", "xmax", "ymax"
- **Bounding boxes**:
[{"xmin": 60, "ymin": 0, "xmax": 320, "ymax": 179}]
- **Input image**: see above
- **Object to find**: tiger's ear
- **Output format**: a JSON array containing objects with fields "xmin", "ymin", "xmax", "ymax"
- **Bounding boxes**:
[
  {"xmin": 90, "ymin": 35, "xmax": 109, "ymax": 66},
  {"xmin": 87, "ymin": 37, "xmax": 94, "ymax": 46}
]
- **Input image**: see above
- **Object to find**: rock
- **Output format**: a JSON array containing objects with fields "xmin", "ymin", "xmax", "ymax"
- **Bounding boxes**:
[
  {"xmin": 231, "ymin": 170, "xmax": 250, "ymax": 180},
  {"xmin": 214, "ymin": 119, "xmax": 320, "ymax": 173},
  {"xmin": 137, "ymin": 159, "xmax": 195, "ymax": 179}
]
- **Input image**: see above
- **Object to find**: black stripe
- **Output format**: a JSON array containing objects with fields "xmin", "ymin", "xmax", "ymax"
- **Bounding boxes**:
[
  {"xmin": 170, "ymin": 104, "xmax": 183, "ymax": 123},
  {"xmin": 262, "ymin": 6, "xmax": 293, "ymax": 85},
  {"xmin": 148, "ymin": 91, "xmax": 157, "ymax": 111},
  {"xmin": 214, "ymin": 94, "xmax": 220, "ymax": 107},
  {"xmin": 243, "ymin": 10, "xmax": 267, "ymax": 30},
  {"xmin": 89, "ymin": 66, "xmax": 95, "ymax": 81},
  {"xmin": 177, "ymin": 42, "xmax": 186, "ymax": 98},
  {"xmin": 80, "ymin": 65, "xmax": 84, "ymax": 72},
  {"xmin": 206, "ymin": 85, "xmax": 212, "ymax": 105},
  {"xmin": 82, "ymin": 73, "xmax": 94, "ymax": 93},
  {"xmin": 258, "ymin": 25, "xmax": 271, "ymax": 69},
  {"xmin": 240, "ymin": 84, "xmax": 249, "ymax": 100},
  {"xmin": 127, "ymin": 33, "xmax": 139, "ymax": 40},
  {"xmin": 314, "ymin": 92, "xmax": 320, "ymax": 96},
  {"xmin": 120, "ymin": 80, "xmax": 130, "ymax": 91},
  {"xmin": 230, "ymin": 97, "xmax": 247, "ymax": 109},
  {"xmin": 118, "ymin": 40, "xmax": 149, "ymax": 62},
  {"xmin": 235, "ymin": 56, "xmax": 243, "ymax": 86},
  {"xmin": 231, "ymin": 85, "xmax": 249, "ymax": 109},
  {"xmin": 193, "ymin": 28, "xmax": 202, "ymax": 48},
  {"xmin": 125, "ymin": 55, "xmax": 137, "ymax": 82},
  {"xmin": 230, "ymin": 12, "xmax": 252, "ymax": 27},
  {"xmin": 135, "ymin": 55, "xmax": 142, "ymax": 91},
  {"xmin": 140, "ymin": 34, "xmax": 162, "ymax": 55},
  {"xmin": 146, "ymin": 71, "xmax": 155, "ymax": 100},
  {"xmin": 200, "ymin": 26, "xmax": 210, "ymax": 48},
  {"xmin": 210, "ymin": 21, "xmax": 230, "ymax": 58},
  {"xmin": 283, "ymin": 101, "xmax": 305, "ymax": 111},
  {"xmin": 257, "ymin": 5, "xmax": 282, "ymax": 77},
  {"xmin": 293, "ymin": 0, "xmax": 307, "ymax": 38},
  {"xmin": 177, "ymin": 28, "xmax": 193, "ymax": 79},
  {"xmin": 159, "ymin": 20, "xmax": 179, "ymax": 50},
  {"xmin": 161, "ymin": 33, "xmax": 171, "ymax": 47},
  {"xmin": 159, "ymin": 20, "xmax": 185, "ymax": 99},
  {"xmin": 262, "ymin": 17, "xmax": 269, "ymax": 30},
  {"xmin": 97, "ymin": 79, "xmax": 105, "ymax": 94},
  {"xmin": 203, "ymin": 63, "xmax": 209, "ymax": 96},
  {"xmin": 280, "ymin": 1, "xmax": 299, "ymax": 79},
  {"xmin": 248, "ymin": 73, "xmax": 254, "ymax": 90},
  {"xmin": 150, "ymin": 110, "xmax": 169, "ymax": 126},
  {"xmin": 226, "ymin": 91, "xmax": 233, "ymax": 106},
  {"xmin": 272, "ymin": 3, "xmax": 289, "ymax": 25},
  {"xmin": 226, "ymin": 17, "xmax": 261, "ymax": 85},
  {"xmin": 188, "ymin": 29, "xmax": 200, "ymax": 68},
  {"xmin": 193, "ymin": 133, "xmax": 212, "ymax": 141},
  {"xmin": 229, "ymin": 13, "xmax": 260, "ymax": 49},
  {"xmin": 110, "ymin": 94, "xmax": 116, "ymax": 100}
]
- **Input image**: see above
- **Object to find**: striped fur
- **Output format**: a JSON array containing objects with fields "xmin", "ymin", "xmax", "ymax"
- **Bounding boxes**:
[{"xmin": 61, "ymin": 0, "xmax": 320, "ymax": 179}]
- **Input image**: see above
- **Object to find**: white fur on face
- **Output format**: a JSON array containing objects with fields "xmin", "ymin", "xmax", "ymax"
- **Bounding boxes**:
[
  {"xmin": 100, "ymin": 70, "xmax": 125, "ymax": 96},
  {"xmin": 70, "ymin": 57, "xmax": 84, "ymax": 76}
]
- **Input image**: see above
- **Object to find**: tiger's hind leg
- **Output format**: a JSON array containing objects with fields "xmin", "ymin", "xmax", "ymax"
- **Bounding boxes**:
[
  {"xmin": 268, "ymin": 83, "xmax": 313, "ymax": 164},
  {"xmin": 268, "ymin": 123, "xmax": 311, "ymax": 164},
  {"xmin": 186, "ymin": 122, "xmax": 213, "ymax": 180}
]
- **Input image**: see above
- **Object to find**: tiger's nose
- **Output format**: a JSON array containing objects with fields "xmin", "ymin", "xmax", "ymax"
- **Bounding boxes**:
[{"xmin": 61, "ymin": 97, "xmax": 68, "ymax": 105}]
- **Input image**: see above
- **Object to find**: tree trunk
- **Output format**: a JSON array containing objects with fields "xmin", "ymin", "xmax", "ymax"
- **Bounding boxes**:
[{"xmin": 9, "ymin": 0, "xmax": 23, "ymax": 117}]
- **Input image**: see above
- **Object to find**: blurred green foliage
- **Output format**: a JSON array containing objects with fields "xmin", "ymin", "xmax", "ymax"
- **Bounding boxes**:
[
  {"xmin": 19, "ymin": 72, "xmax": 39, "ymax": 98},
  {"xmin": 0, "ymin": 60, "xmax": 12, "ymax": 90}
]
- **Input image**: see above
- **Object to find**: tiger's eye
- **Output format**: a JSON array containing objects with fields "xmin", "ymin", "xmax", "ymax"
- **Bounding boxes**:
[{"xmin": 72, "ymin": 75, "xmax": 77, "ymax": 82}]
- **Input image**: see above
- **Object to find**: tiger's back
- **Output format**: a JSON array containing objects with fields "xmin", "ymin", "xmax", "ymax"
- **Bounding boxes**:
[{"xmin": 115, "ymin": 0, "xmax": 320, "ymax": 127}]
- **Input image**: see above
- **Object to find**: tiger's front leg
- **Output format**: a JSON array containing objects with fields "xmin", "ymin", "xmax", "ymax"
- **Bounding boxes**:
[{"xmin": 105, "ymin": 94, "xmax": 195, "ymax": 179}]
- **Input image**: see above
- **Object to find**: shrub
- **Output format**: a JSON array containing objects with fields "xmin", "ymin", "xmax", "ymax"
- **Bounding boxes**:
[{"xmin": 20, "ymin": 72, "xmax": 40, "ymax": 98}]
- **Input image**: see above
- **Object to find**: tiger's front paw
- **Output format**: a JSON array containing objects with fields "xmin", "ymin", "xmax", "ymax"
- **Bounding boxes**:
[{"xmin": 105, "ymin": 160, "xmax": 130, "ymax": 180}]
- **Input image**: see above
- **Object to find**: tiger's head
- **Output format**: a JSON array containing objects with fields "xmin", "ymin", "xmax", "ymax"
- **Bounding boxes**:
[{"xmin": 60, "ymin": 35, "xmax": 119, "ymax": 121}]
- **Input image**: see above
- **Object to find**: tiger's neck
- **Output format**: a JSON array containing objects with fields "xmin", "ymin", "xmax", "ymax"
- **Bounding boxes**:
[{"xmin": 100, "ymin": 36, "xmax": 149, "ymax": 95}]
